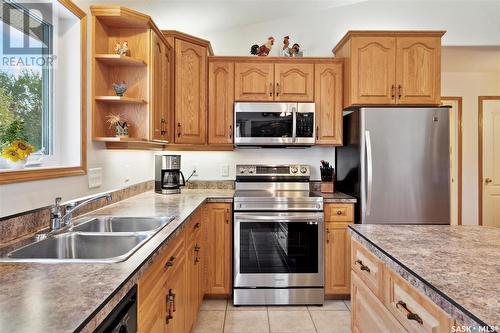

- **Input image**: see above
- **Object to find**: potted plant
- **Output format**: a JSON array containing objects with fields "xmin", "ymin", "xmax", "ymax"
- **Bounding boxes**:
[
  {"xmin": 0, "ymin": 119, "xmax": 34, "ymax": 170},
  {"xmin": 106, "ymin": 113, "xmax": 129, "ymax": 138}
]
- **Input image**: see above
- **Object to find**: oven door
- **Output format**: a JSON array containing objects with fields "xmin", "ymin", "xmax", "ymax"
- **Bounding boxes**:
[
  {"xmin": 234, "ymin": 212, "xmax": 324, "ymax": 288},
  {"xmin": 234, "ymin": 102, "xmax": 295, "ymax": 145}
]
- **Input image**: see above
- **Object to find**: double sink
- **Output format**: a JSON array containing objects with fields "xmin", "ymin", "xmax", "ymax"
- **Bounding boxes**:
[{"xmin": 3, "ymin": 216, "xmax": 175, "ymax": 263}]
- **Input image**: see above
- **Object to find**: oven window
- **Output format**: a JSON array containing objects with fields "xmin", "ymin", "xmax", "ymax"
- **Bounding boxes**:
[
  {"xmin": 235, "ymin": 112, "xmax": 293, "ymax": 138},
  {"xmin": 239, "ymin": 222, "xmax": 318, "ymax": 274}
]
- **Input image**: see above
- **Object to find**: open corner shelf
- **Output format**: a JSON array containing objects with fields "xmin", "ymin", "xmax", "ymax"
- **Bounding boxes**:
[
  {"xmin": 94, "ymin": 137, "xmax": 167, "ymax": 150},
  {"xmin": 95, "ymin": 96, "xmax": 147, "ymax": 105},
  {"xmin": 95, "ymin": 54, "xmax": 147, "ymax": 67}
]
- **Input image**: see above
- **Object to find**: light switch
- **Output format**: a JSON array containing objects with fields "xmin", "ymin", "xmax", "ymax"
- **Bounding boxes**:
[
  {"xmin": 88, "ymin": 168, "xmax": 102, "ymax": 188},
  {"xmin": 221, "ymin": 164, "xmax": 229, "ymax": 177}
]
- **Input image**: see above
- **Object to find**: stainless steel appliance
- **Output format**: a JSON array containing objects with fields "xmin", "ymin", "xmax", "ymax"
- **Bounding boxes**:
[
  {"xmin": 233, "ymin": 164, "xmax": 324, "ymax": 305},
  {"xmin": 336, "ymin": 107, "xmax": 450, "ymax": 224},
  {"xmin": 155, "ymin": 155, "xmax": 185, "ymax": 194},
  {"xmin": 95, "ymin": 285, "xmax": 137, "ymax": 333},
  {"xmin": 234, "ymin": 102, "xmax": 315, "ymax": 147}
]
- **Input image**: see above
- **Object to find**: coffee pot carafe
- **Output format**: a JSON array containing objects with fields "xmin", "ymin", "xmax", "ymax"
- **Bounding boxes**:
[{"xmin": 155, "ymin": 155, "xmax": 186, "ymax": 194}]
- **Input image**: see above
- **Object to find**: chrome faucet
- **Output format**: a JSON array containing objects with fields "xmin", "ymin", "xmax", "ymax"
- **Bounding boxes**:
[{"xmin": 50, "ymin": 193, "xmax": 113, "ymax": 231}]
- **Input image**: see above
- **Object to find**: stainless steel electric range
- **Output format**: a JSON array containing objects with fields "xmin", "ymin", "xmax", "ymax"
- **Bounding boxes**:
[{"xmin": 233, "ymin": 164, "xmax": 324, "ymax": 306}]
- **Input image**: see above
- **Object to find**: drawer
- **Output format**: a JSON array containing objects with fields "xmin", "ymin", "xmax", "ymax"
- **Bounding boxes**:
[
  {"xmin": 351, "ymin": 239, "xmax": 385, "ymax": 300},
  {"xmin": 325, "ymin": 204, "xmax": 354, "ymax": 222},
  {"xmin": 139, "ymin": 232, "xmax": 185, "ymax": 302},
  {"xmin": 186, "ymin": 211, "xmax": 202, "ymax": 242},
  {"xmin": 352, "ymin": 272, "xmax": 408, "ymax": 333},
  {"xmin": 385, "ymin": 267, "xmax": 453, "ymax": 333}
]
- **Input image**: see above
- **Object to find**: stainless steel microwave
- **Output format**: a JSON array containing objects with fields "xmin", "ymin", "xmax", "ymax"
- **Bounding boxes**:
[{"xmin": 234, "ymin": 102, "xmax": 316, "ymax": 147}]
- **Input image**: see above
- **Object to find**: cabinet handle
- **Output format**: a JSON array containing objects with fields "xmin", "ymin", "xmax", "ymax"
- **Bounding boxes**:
[
  {"xmin": 165, "ymin": 255, "xmax": 176, "ymax": 269},
  {"xmin": 276, "ymin": 82, "xmax": 280, "ymax": 96},
  {"xmin": 326, "ymin": 228, "xmax": 330, "ymax": 243},
  {"xmin": 194, "ymin": 257, "xmax": 200, "ymax": 264},
  {"xmin": 391, "ymin": 85, "xmax": 395, "ymax": 99},
  {"xmin": 194, "ymin": 222, "xmax": 200, "ymax": 229},
  {"xmin": 166, "ymin": 289, "xmax": 175, "ymax": 324},
  {"xmin": 194, "ymin": 244, "xmax": 200, "ymax": 252},
  {"xmin": 161, "ymin": 118, "xmax": 166, "ymax": 136},
  {"xmin": 269, "ymin": 83, "xmax": 273, "ymax": 97},
  {"xmin": 396, "ymin": 301, "xmax": 424, "ymax": 325},
  {"xmin": 398, "ymin": 85, "xmax": 402, "ymax": 99},
  {"xmin": 229, "ymin": 125, "xmax": 233, "ymax": 139},
  {"xmin": 177, "ymin": 122, "xmax": 181, "ymax": 137},
  {"xmin": 225, "ymin": 208, "xmax": 230, "ymax": 224},
  {"xmin": 316, "ymin": 126, "xmax": 319, "ymax": 141},
  {"xmin": 355, "ymin": 259, "xmax": 371, "ymax": 272}
]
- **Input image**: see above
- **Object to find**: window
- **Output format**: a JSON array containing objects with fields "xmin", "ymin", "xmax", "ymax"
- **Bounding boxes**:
[{"xmin": 0, "ymin": 0, "xmax": 86, "ymax": 183}]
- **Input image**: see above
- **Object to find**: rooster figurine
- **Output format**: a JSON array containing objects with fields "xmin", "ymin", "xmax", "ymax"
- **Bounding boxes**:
[{"xmin": 250, "ymin": 37, "xmax": 275, "ymax": 56}]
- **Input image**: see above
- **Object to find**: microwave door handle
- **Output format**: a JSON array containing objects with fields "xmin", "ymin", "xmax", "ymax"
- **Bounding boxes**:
[{"xmin": 292, "ymin": 104, "xmax": 297, "ymax": 143}]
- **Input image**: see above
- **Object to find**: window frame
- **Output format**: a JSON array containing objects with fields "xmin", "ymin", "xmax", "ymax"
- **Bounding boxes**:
[{"xmin": 0, "ymin": 0, "xmax": 87, "ymax": 184}]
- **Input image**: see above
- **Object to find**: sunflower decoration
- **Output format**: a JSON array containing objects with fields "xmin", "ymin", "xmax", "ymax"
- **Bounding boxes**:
[{"xmin": 1, "ymin": 140, "xmax": 35, "ymax": 162}]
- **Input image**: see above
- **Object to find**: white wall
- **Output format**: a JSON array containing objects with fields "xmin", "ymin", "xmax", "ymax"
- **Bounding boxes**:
[
  {"xmin": 163, "ymin": 147, "xmax": 335, "ymax": 181},
  {"xmin": 441, "ymin": 47, "xmax": 500, "ymax": 225}
]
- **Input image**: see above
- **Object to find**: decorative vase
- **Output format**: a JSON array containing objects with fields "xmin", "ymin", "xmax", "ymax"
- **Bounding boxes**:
[
  {"xmin": 112, "ymin": 82, "xmax": 128, "ymax": 97},
  {"xmin": 6, "ymin": 159, "xmax": 27, "ymax": 170}
]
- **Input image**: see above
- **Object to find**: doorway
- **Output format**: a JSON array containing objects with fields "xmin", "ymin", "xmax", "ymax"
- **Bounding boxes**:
[{"xmin": 479, "ymin": 96, "xmax": 500, "ymax": 227}]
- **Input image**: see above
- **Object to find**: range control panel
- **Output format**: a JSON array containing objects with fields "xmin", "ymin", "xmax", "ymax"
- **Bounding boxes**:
[{"xmin": 236, "ymin": 164, "xmax": 310, "ymax": 177}]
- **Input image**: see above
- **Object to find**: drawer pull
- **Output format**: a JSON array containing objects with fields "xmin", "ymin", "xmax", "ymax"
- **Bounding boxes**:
[
  {"xmin": 336, "ymin": 210, "xmax": 343, "ymax": 215},
  {"xmin": 396, "ymin": 301, "xmax": 423, "ymax": 325},
  {"xmin": 194, "ymin": 222, "xmax": 200, "ymax": 229},
  {"xmin": 194, "ymin": 244, "xmax": 200, "ymax": 252},
  {"xmin": 355, "ymin": 259, "xmax": 371, "ymax": 272},
  {"xmin": 165, "ymin": 256, "xmax": 176, "ymax": 268}
]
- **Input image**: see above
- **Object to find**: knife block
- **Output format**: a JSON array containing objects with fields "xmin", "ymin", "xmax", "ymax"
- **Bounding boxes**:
[{"xmin": 320, "ymin": 181, "xmax": 334, "ymax": 193}]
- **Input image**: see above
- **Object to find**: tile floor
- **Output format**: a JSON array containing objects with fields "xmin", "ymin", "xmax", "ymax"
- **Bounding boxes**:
[{"xmin": 192, "ymin": 299, "xmax": 352, "ymax": 333}]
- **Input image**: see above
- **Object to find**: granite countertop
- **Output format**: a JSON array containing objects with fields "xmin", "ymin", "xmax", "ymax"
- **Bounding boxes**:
[
  {"xmin": 0, "ymin": 189, "xmax": 234, "ymax": 333},
  {"xmin": 349, "ymin": 224, "xmax": 500, "ymax": 330},
  {"xmin": 312, "ymin": 191, "xmax": 357, "ymax": 203}
]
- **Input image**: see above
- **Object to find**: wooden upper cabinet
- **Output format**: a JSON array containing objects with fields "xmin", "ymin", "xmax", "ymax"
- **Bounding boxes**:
[
  {"xmin": 396, "ymin": 37, "xmax": 441, "ymax": 105},
  {"xmin": 333, "ymin": 31, "xmax": 445, "ymax": 108},
  {"xmin": 235, "ymin": 62, "xmax": 274, "ymax": 101},
  {"xmin": 174, "ymin": 39, "xmax": 207, "ymax": 144},
  {"xmin": 351, "ymin": 37, "xmax": 396, "ymax": 105},
  {"xmin": 208, "ymin": 61, "xmax": 234, "ymax": 144},
  {"xmin": 274, "ymin": 63, "xmax": 314, "ymax": 101},
  {"xmin": 315, "ymin": 62, "xmax": 343, "ymax": 145},
  {"xmin": 151, "ymin": 32, "xmax": 172, "ymax": 143}
]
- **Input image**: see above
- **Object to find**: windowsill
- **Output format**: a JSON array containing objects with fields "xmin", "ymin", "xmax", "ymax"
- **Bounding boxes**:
[{"xmin": 0, "ymin": 164, "xmax": 86, "ymax": 184}]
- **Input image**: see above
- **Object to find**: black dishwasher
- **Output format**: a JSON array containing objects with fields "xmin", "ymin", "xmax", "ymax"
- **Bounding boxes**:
[{"xmin": 94, "ymin": 285, "xmax": 137, "ymax": 333}]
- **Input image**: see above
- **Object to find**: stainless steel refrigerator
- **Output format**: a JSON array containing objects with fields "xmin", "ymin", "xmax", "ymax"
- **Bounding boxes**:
[{"xmin": 336, "ymin": 107, "xmax": 450, "ymax": 224}]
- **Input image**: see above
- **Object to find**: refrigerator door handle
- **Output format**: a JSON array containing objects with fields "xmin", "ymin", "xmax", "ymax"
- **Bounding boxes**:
[{"xmin": 365, "ymin": 130, "xmax": 373, "ymax": 216}]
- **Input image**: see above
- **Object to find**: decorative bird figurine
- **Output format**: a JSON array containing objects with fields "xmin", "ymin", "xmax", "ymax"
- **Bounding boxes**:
[
  {"xmin": 250, "ymin": 37, "xmax": 275, "ymax": 56},
  {"xmin": 114, "ymin": 41, "xmax": 129, "ymax": 56}
]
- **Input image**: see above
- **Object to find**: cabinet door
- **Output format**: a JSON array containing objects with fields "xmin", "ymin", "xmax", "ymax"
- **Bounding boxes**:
[
  {"xmin": 138, "ymin": 280, "xmax": 166, "ymax": 333},
  {"xmin": 274, "ymin": 63, "xmax": 314, "ymax": 101},
  {"xmin": 175, "ymin": 39, "xmax": 207, "ymax": 144},
  {"xmin": 165, "ymin": 252, "xmax": 187, "ymax": 333},
  {"xmin": 151, "ymin": 32, "xmax": 168, "ymax": 142},
  {"xmin": 396, "ymin": 37, "xmax": 441, "ymax": 105},
  {"xmin": 208, "ymin": 62, "xmax": 234, "ymax": 144},
  {"xmin": 314, "ymin": 63, "xmax": 343, "ymax": 145},
  {"xmin": 325, "ymin": 223, "xmax": 351, "ymax": 295},
  {"xmin": 205, "ymin": 203, "xmax": 232, "ymax": 295},
  {"xmin": 351, "ymin": 36, "xmax": 396, "ymax": 105},
  {"xmin": 234, "ymin": 63, "xmax": 274, "ymax": 101},
  {"xmin": 352, "ymin": 272, "xmax": 408, "ymax": 333}
]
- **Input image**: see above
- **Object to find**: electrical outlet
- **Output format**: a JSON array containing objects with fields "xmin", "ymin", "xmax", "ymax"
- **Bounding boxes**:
[
  {"xmin": 221, "ymin": 164, "xmax": 229, "ymax": 177},
  {"xmin": 88, "ymin": 168, "xmax": 102, "ymax": 189}
]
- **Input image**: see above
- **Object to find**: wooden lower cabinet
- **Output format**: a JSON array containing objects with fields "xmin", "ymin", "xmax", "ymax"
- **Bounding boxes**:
[
  {"xmin": 352, "ymin": 272, "xmax": 408, "ymax": 333},
  {"xmin": 205, "ymin": 203, "xmax": 232, "ymax": 295},
  {"xmin": 165, "ymin": 251, "xmax": 187, "ymax": 333},
  {"xmin": 324, "ymin": 204, "xmax": 353, "ymax": 296}
]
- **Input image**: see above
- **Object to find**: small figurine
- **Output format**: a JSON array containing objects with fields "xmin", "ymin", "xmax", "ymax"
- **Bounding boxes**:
[
  {"xmin": 114, "ymin": 41, "xmax": 129, "ymax": 56},
  {"xmin": 281, "ymin": 36, "xmax": 303, "ymax": 57},
  {"xmin": 250, "ymin": 37, "xmax": 275, "ymax": 56},
  {"xmin": 290, "ymin": 43, "xmax": 303, "ymax": 57}
]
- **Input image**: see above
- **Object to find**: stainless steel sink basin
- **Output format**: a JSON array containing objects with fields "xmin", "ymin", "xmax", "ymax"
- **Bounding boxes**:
[
  {"xmin": 72, "ymin": 216, "xmax": 173, "ymax": 233},
  {"xmin": 7, "ymin": 233, "xmax": 150, "ymax": 263}
]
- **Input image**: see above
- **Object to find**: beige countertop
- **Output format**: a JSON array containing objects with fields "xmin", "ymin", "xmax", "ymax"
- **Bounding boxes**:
[
  {"xmin": 0, "ymin": 190, "xmax": 233, "ymax": 333},
  {"xmin": 349, "ymin": 224, "xmax": 500, "ymax": 330}
]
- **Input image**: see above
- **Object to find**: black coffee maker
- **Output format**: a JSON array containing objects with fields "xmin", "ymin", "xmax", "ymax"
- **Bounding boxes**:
[{"xmin": 155, "ymin": 155, "xmax": 186, "ymax": 194}]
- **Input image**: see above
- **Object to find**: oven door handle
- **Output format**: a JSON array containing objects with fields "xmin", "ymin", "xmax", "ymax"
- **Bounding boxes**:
[{"xmin": 234, "ymin": 214, "xmax": 323, "ymax": 223}]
